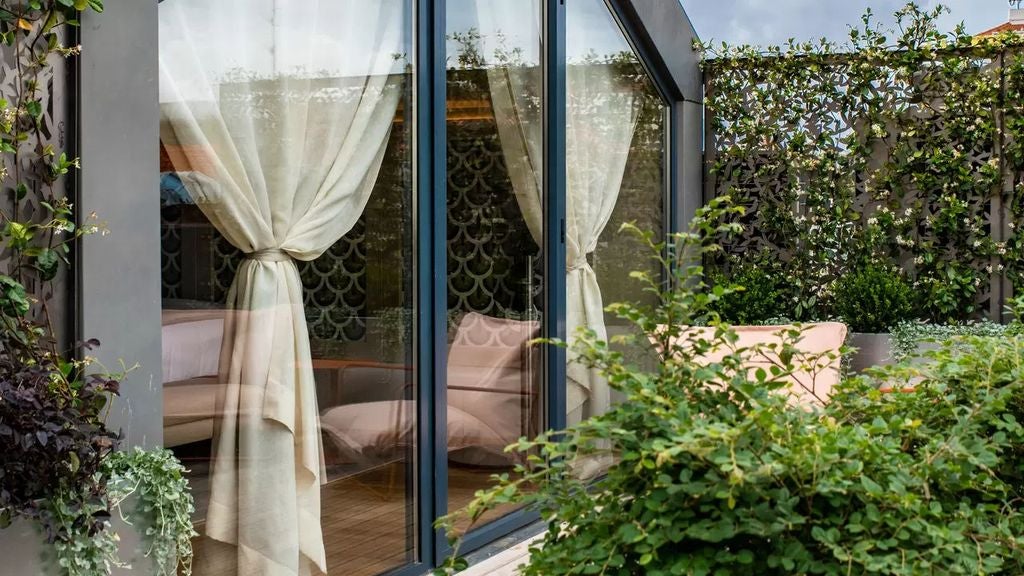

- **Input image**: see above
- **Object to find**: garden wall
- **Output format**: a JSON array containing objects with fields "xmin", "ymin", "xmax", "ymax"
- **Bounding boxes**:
[{"xmin": 702, "ymin": 27, "xmax": 1024, "ymax": 323}]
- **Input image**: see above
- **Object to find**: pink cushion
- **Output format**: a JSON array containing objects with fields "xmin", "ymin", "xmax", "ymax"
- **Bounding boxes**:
[
  {"xmin": 447, "ymin": 313, "xmax": 539, "ymax": 446},
  {"xmin": 665, "ymin": 323, "xmax": 847, "ymax": 405},
  {"xmin": 319, "ymin": 400, "xmax": 507, "ymax": 460},
  {"xmin": 318, "ymin": 313, "xmax": 541, "ymax": 465}
]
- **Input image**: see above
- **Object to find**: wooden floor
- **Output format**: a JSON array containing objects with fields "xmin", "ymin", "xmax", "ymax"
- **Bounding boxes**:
[{"xmin": 188, "ymin": 461, "xmax": 520, "ymax": 576}]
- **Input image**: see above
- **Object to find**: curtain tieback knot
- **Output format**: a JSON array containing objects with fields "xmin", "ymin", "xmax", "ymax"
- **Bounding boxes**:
[
  {"xmin": 567, "ymin": 254, "xmax": 592, "ymax": 273},
  {"xmin": 246, "ymin": 248, "xmax": 292, "ymax": 263}
]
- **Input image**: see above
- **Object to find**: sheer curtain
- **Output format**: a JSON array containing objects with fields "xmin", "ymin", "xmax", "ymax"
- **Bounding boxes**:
[
  {"xmin": 563, "ymin": 69, "xmax": 640, "ymax": 423},
  {"xmin": 478, "ymin": 1, "xmax": 544, "ymax": 245},
  {"xmin": 159, "ymin": 1, "xmax": 405, "ymax": 574},
  {"xmin": 483, "ymin": 2, "xmax": 640, "ymax": 424}
]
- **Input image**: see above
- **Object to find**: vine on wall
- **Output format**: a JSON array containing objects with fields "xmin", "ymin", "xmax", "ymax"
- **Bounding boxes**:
[
  {"xmin": 702, "ymin": 3, "xmax": 1024, "ymax": 323},
  {"xmin": 0, "ymin": 3, "xmax": 196, "ymax": 575}
]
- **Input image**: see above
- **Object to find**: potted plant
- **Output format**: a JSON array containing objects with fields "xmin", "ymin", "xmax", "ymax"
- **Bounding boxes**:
[
  {"xmin": 890, "ymin": 312, "xmax": 1023, "ymax": 367},
  {"xmin": 0, "ymin": 3, "xmax": 196, "ymax": 574},
  {"xmin": 707, "ymin": 254, "xmax": 794, "ymax": 325},
  {"xmin": 831, "ymin": 263, "xmax": 916, "ymax": 372}
]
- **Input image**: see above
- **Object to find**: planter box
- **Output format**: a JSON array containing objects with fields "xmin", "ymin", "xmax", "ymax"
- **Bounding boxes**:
[
  {"xmin": 0, "ymin": 517, "xmax": 45, "ymax": 574},
  {"xmin": 849, "ymin": 332, "xmax": 893, "ymax": 373},
  {"xmin": 0, "ymin": 496, "xmax": 157, "ymax": 575},
  {"xmin": 908, "ymin": 340, "xmax": 940, "ymax": 365}
]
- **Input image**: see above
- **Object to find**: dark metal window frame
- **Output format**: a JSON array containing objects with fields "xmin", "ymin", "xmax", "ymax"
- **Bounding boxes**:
[{"xmin": 76, "ymin": 1, "xmax": 691, "ymax": 574}]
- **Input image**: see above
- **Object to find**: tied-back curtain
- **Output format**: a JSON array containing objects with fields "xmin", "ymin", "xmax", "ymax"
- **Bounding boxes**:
[
  {"xmin": 159, "ymin": 1, "xmax": 405, "ymax": 574},
  {"xmin": 483, "ymin": 1, "xmax": 640, "ymax": 423},
  {"xmin": 563, "ymin": 68, "xmax": 640, "ymax": 424}
]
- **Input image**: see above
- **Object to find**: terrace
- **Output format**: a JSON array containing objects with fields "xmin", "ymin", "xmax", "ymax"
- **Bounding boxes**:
[{"xmin": 4, "ymin": 2, "xmax": 1024, "ymax": 576}]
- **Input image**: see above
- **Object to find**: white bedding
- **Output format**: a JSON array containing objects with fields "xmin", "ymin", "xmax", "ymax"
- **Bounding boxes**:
[{"xmin": 162, "ymin": 309, "xmax": 225, "ymax": 382}]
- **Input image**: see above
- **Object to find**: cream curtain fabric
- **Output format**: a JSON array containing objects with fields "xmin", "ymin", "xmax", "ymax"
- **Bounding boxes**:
[
  {"xmin": 563, "ymin": 69, "xmax": 640, "ymax": 424},
  {"xmin": 483, "ymin": 2, "xmax": 640, "ymax": 423},
  {"xmin": 476, "ymin": 1, "xmax": 544, "ymax": 244},
  {"xmin": 159, "ymin": 1, "xmax": 405, "ymax": 574}
]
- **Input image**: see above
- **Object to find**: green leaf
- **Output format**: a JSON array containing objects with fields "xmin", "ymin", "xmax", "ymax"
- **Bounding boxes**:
[
  {"xmin": 24, "ymin": 100, "xmax": 41, "ymax": 119},
  {"xmin": 36, "ymin": 248, "xmax": 59, "ymax": 280}
]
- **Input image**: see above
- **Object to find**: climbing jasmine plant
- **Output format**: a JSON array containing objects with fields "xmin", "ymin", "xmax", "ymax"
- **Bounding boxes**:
[
  {"xmin": 0, "ymin": 2, "xmax": 195, "ymax": 576},
  {"xmin": 701, "ymin": 3, "xmax": 1024, "ymax": 323}
]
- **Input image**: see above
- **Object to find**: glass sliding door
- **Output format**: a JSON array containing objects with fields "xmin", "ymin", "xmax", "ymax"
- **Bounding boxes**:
[
  {"xmin": 565, "ymin": 0, "xmax": 669, "ymax": 434},
  {"xmin": 158, "ymin": 1, "xmax": 417, "ymax": 574},
  {"xmin": 444, "ymin": 0, "xmax": 545, "ymax": 533}
]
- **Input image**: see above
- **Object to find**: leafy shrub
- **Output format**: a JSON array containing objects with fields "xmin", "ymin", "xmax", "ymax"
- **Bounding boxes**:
[
  {"xmin": 916, "ymin": 260, "xmax": 983, "ymax": 323},
  {"xmin": 889, "ymin": 319, "xmax": 1018, "ymax": 362},
  {"xmin": 0, "ymin": 4, "xmax": 194, "ymax": 576},
  {"xmin": 0, "ymin": 341, "xmax": 119, "ymax": 533},
  {"xmin": 436, "ymin": 199, "xmax": 1024, "ymax": 575},
  {"xmin": 707, "ymin": 255, "xmax": 793, "ymax": 324},
  {"xmin": 832, "ymin": 264, "xmax": 916, "ymax": 333}
]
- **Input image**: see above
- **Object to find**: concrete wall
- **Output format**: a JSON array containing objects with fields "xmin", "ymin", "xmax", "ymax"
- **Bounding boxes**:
[{"xmin": 77, "ymin": 0, "xmax": 163, "ymax": 448}]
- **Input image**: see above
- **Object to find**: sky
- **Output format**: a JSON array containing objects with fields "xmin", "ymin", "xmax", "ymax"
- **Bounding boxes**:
[{"xmin": 680, "ymin": 0, "xmax": 1012, "ymax": 47}]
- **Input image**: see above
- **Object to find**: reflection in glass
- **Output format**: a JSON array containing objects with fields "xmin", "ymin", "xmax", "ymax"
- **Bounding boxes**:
[
  {"xmin": 565, "ymin": 0, "xmax": 667, "ymax": 429},
  {"xmin": 158, "ymin": 1, "xmax": 416, "ymax": 574},
  {"xmin": 445, "ymin": 0, "xmax": 545, "ymax": 532}
]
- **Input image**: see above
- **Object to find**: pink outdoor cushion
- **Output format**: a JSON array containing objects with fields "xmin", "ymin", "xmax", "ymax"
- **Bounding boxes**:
[
  {"xmin": 319, "ymin": 400, "xmax": 507, "ymax": 461},
  {"xmin": 664, "ymin": 323, "xmax": 847, "ymax": 406},
  {"xmin": 447, "ymin": 312, "xmax": 539, "ymax": 447},
  {"xmin": 317, "ymin": 313, "xmax": 540, "ymax": 465}
]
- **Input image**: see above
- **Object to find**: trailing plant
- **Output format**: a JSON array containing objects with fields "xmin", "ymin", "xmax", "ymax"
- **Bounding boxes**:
[
  {"xmin": 0, "ymin": 3, "xmax": 195, "ymax": 576},
  {"xmin": 889, "ymin": 319, "xmax": 1017, "ymax": 362},
  {"xmin": 105, "ymin": 448, "xmax": 196, "ymax": 576},
  {"xmin": 832, "ymin": 264, "xmax": 916, "ymax": 333},
  {"xmin": 39, "ymin": 443, "xmax": 198, "ymax": 576},
  {"xmin": 434, "ymin": 199, "xmax": 1024, "ymax": 575},
  {"xmin": 701, "ymin": 3, "xmax": 1024, "ymax": 322}
]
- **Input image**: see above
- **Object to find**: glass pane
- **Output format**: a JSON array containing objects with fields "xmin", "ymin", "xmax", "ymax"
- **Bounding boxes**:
[
  {"xmin": 158, "ymin": 1, "xmax": 416, "ymax": 575},
  {"xmin": 445, "ymin": 0, "xmax": 545, "ymax": 532},
  {"xmin": 566, "ymin": 0, "xmax": 669, "ymax": 428}
]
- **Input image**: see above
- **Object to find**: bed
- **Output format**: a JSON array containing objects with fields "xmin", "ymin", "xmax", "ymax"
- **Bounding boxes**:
[{"xmin": 162, "ymin": 308, "xmax": 226, "ymax": 447}]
